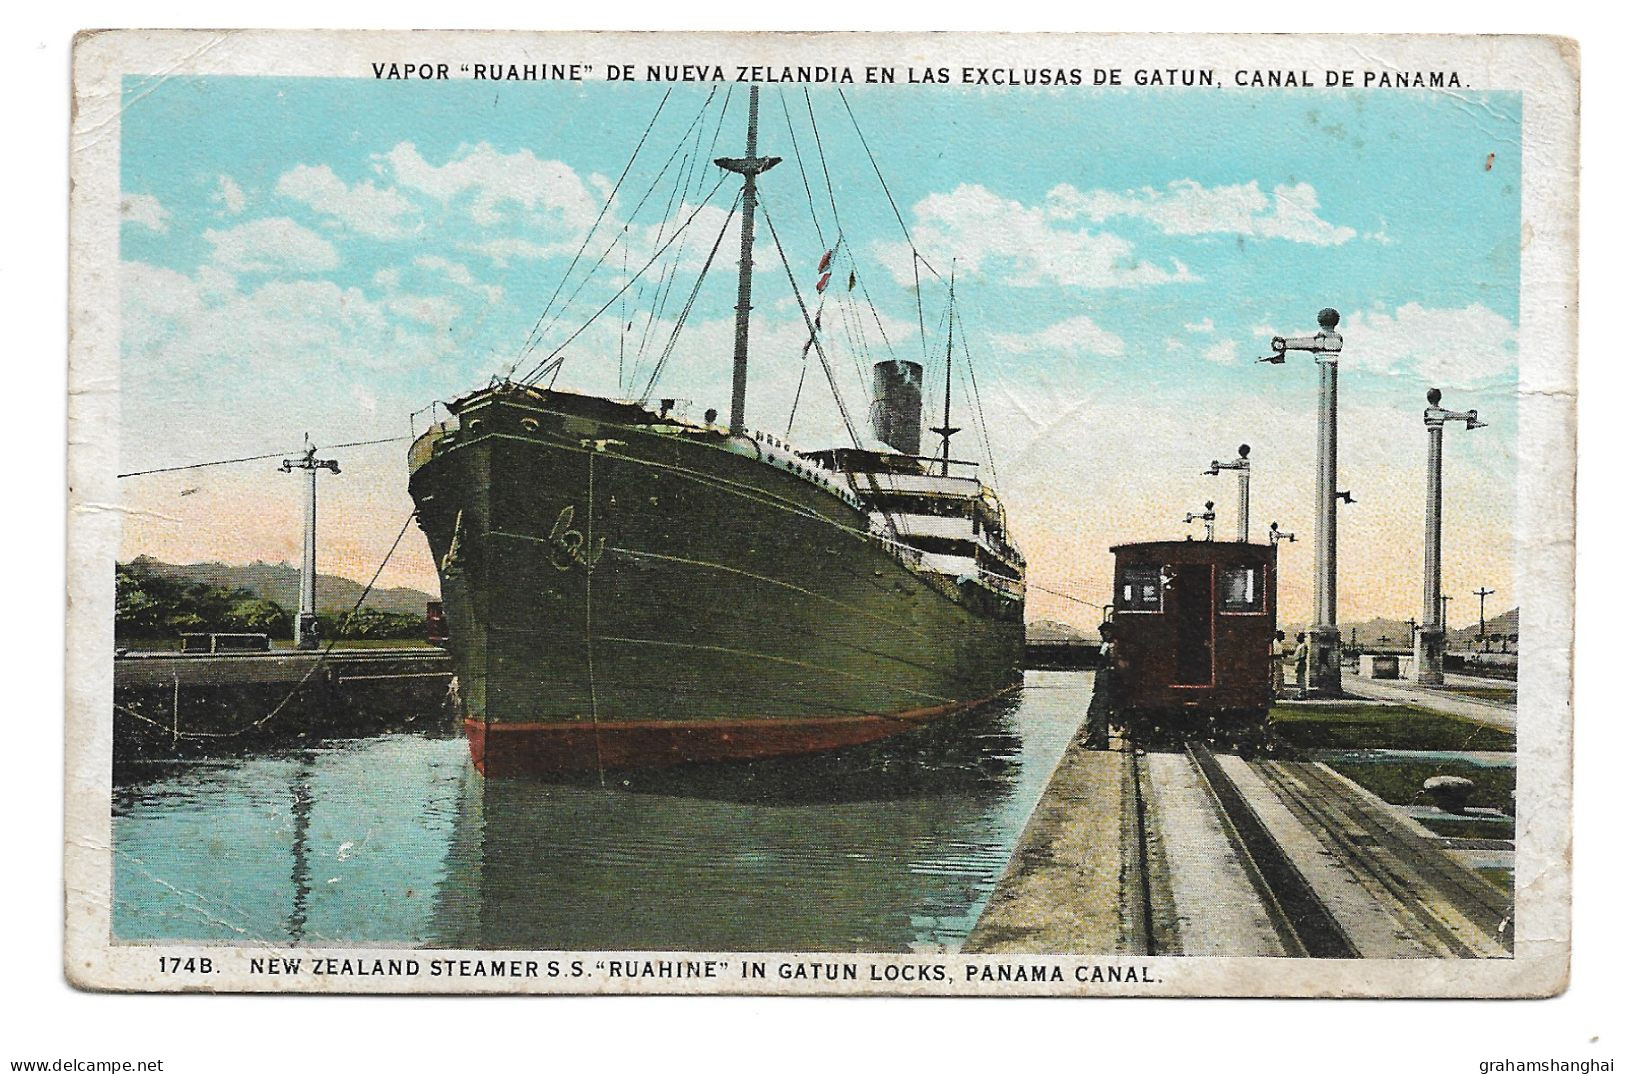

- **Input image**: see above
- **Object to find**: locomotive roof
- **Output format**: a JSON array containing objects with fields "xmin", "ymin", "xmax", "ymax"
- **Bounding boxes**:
[{"xmin": 1110, "ymin": 539, "xmax": 1276, "ymax": 564}]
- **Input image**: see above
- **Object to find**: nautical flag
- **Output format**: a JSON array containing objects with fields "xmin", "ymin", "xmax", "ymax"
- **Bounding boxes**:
[
  {"xmin": 816, "ymin": 272, "xmax": 831, "ymax": 293},
  {"xmin": 818, "ymin": 249, "xmax": 833, "ymax": 273},
  {"xmin": 847, "ymin": 270, "xmax": 856, "ymax": 291}
]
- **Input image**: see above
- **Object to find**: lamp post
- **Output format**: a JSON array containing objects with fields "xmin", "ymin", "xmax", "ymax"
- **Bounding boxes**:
[
  {"xmin": 1185, "ymin": 500, "xmax": 1216, "ymax": 542},
  {"xmin": 1258, "ymin": 307, "xmax": 1345, "ymax": 696},
  {"xmin": 1204, "ymin": 444, "xmax": 1252, "ymax": 542},
  {"xmin": 1473, "ymin": 586, "xmax": 1496, "ymax": 649},
  {"xmin": 280, "ymin": 435, "xmax": 341, "ymax": 650},
  {"xmin": 1413, "ymin": 388, "xmax": 1485, "ymax": 684},
  {"xmin": 1268, "ymin": 521, "xmax": 1297, "ymax": 547}
]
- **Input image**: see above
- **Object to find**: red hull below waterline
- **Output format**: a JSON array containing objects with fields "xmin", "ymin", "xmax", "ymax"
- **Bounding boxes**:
[{"xmin": 464, "ymin": 689, "xmax": 1017, "ymax": 776}]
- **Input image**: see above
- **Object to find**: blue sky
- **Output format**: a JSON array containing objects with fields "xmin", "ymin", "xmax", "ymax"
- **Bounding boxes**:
[{"xmin": 117, "ymin": 76, "xmax": 1522, "ymax": 626}]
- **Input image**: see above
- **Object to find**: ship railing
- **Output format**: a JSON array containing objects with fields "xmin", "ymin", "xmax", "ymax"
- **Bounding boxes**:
[
  {"xmin": 978, "ymin": 567, "xmax": 1026, "ymax": 600},
  {"xmin": 868, "ymin": 528, "xmax": 925, "ymax": 568},
  {"xmin": 730, "ymin": 427, "xmax": 864, "ymax": 512},
  {"xmin": 408, "ymin": 400, "xmax": 455, "ymax": 440}
]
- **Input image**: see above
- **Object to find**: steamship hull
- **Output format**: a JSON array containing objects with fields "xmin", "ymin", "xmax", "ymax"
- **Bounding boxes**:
[{"xmin": 408, "ymin": 388, "xmax": 1025, "ymax": 776}]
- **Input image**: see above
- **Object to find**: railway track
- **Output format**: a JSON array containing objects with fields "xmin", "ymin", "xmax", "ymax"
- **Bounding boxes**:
[
  {"xmin": 966, "ymin": 728, "xmax": 1512, "ymax": 958},
  {"xmin": 1120, "ymin": 741, "xmax": 1510, "ymax": 959},
  {"xmin": 1184, "ymin": 743, "xmax": 1359, "ymax": 958}
]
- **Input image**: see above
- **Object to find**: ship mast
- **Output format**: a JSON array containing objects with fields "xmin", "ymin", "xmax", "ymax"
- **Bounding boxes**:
[
  {"xmin": 715, "ymin": 86, "xmax": 781, "ymax": 434},
  {"xmin": 929, "ymin": 268, "xmax": 961, "ymax": 475}
]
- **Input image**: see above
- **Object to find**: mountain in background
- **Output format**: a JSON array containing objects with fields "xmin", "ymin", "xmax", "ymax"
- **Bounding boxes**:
[
  {"xmin": 1026, "ymin": 618, "xmax": 1093, "ymax": 642},
  {"xmin": 124, "ymin": 556, "xmax": 437, "ymax": 616},
  {"xmin": 1284, "ymin": 608, "xmax": 1519, "ymax": 649},
  {"xmin": 1449, "ymin": 607, "xmax": 1519, "ymax": 647}
]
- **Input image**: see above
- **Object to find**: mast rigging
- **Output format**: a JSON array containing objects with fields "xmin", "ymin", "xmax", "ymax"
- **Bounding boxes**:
[
  {"xmin": 929, "ymin": 268, "xmax": 961, "ymax": 475},
  {"xmin": 714, "ymin": 85, "xmax": 782, "ymax": 434}
]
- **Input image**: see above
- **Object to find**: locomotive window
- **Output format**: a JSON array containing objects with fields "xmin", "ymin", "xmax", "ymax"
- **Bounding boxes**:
[
  {"xmin": 1119, "ymin": 566, "xmax": 1162, "ymax": 611},
  {"xmin": 1219, "ymin": 566, "xmax": 1263, "ymax": 612}
]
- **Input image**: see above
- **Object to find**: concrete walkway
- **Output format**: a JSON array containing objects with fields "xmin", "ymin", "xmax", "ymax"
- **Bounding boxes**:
[
  {"xmin": 1443, "ymin": 672, "xmax": 1517, "ymax": 692},
  {"xmin": 1341, "ymin": 676, "xmax": 1515, "ymax": 732},
  {"xmin": 963, "ymin": 739, "xmax": 1132, "ymax": 954}
]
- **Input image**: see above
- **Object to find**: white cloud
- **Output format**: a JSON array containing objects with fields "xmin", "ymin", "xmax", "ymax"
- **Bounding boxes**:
[
  {"xmin": 203, "ymin": 217, "xmax": 340, "ymax": 274},
  {"xmin": 1048, "ymin": 180, "xmax": 1357, "ymax": 247},
  {"xmin": 463, "ymin": 237, "xmax": 572, "ymax": 268},
  {"xmin": 1184, "ymin": 317, "xmax": 1215, "ymax": 333},
  {"xmin": 214, "ymin": 176, "xmax": 247, "ymax": 215},
  {"xmin": 414, "ymin": 255, "xmax": 502, "ymax": 305},
  {"xmin": 414, "ymin": 255, "xmax": 476, "ymax": 288},
  {"xmin": 384, "ymin": 142, "xmax": 599, "ymax": 232},
  {"xmin": 121, "ymin": 262, "xmax": 199, "ymax": 326},
  {"xmin": 1364, "ymin": 218, "xmax": 1395, "ymax": 245},
  {"xmin": 1201, "ymin": 339, "xmax": 1240, "ymax": 365},
  {"xmin": 876, "ymin": 184, "xmax": 1197, "ymax": 291},
  {"xmin": 195, "ymin": 265, "xmax": 237, "ymax": 298},
  {"xmin": 992, "ymin": 314, "xmax": 1126, "ymax": 360},
  {"xmin": 117, "ymin": 257, "xmax": 472, "ymax": 554},
  {"xmin": 121, "ymin": 259, "xmax": 456, "ymax": 392},
  {"xmin": 387, "ymin": 293, "xmax": 460, "ymax": 329},
  {"xmin": 276, "ymin": 164, "xmax": 419, "ymax": 240},
  {"xmin": 121, "ymin": 194, "xmax": 169, "ymax": 233},
  {"xmin": 1343, "ymin": 302, "xmax": 1518, "ymax": 389}
]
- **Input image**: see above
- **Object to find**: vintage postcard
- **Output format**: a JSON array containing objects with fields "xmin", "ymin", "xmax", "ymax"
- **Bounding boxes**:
[{"xmin": 67, "ymin": 30, "xmax": 1577, "ymax": 995}]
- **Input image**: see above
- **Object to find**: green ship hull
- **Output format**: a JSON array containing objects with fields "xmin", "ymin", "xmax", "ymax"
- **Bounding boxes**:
[{"xmin": 408, "ymin": 385, "xmax": 1025, "ymax": 775}]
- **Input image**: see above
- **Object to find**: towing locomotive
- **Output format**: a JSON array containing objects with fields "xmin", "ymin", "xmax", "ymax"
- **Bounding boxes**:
[{"xmin": 1105, "ymin": 538, "xmax": 1278, "ymax": 745}]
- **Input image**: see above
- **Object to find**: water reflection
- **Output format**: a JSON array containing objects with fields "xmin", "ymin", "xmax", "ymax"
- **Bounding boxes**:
[{"xmin": 113, "ymin": 671, "xmax": 1092, "ymax": 952}]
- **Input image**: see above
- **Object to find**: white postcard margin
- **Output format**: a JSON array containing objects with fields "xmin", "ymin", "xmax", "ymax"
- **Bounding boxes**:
[{"xmin": 65, "ymin": 29, "xmax": 1578, "ymax": 996}]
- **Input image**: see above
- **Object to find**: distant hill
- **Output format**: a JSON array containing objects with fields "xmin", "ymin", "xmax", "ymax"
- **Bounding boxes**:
[
  {"xmin": 1027, "ymin": 618, "xmax": 1094, "ymax": 642},
  {"xmin": 1340, "ymin": 617, "xmax": 1422, "ymax": 649},
  {"xmin": 125, "ymin": 556, "xmax": 436, "ymax": 616},
  {"xmin": 1449, "ymin": 607, "xmax": 1518, "ymax": 647},
  {"xmin": 1283, "ymin": 608, "xmax": 1519, "ymax": 650}
]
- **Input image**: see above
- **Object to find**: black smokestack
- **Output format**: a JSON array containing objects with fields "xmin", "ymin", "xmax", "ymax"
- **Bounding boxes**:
[{"xmin": 870, "ymin": 360, "xmax": 923, "ymax": 455}]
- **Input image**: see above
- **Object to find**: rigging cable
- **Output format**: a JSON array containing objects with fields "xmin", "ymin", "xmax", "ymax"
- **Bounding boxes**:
[
  {"xmin": 826, "ymin": 241, "xmax": 877, "ymax": 412},
  {"xmin": 605, "ymin": 90, "xmax": 735, "ymax": 394},
  {"xmin": 1026, "ymin": 581, "xmax": 1104, "ymax": 610},
  {"xmin": 784, "ymin": 293, "xmax": 826, "ymax": 439},
  {"xmin": 758, "ymin": 195, "xmax": 862, "ymax": 450},
  {"xmin": 637, "ymin": 191, "xmax": 744, "ymax": 403},
  {"xmin": 512, "ymin": 88, "xmax": 672, "ymax": 366},
  {"xmin": 834, "ymin": 88, "xmax": 942, "ymax": 363},
  {"xmin": 836, "ymin": 88, "xmax": 943, "ymax": 282},
  {"xmin": 771, "ymin": 100, "xmax": 876, "ymax": 409},
  {"xmin": 802, "ymin": 89, "xmax": 845, "ymax": 238},
  {"xmin": 117, "ymin": 435, "xmax": 410, "ymax": 480},
  {"xmin": 955, "ymin": 307, "xmax": 1001, "ymax": 488},
  {"xmin": 519, "ymin": 88, "xmax": 718, "ymax": 368},
  {"xmin": 801, "ymin": 90, "xmax": 901, "ymax": 366},
  {"xmin": 623, "ymin": 121, "xmax": 706, "ymax": 386},
  {"xmin": 516, "ymin": 173, "xmax": 731, "ymax": 387},
  {"xmin": 764, "ymin": 193, "xmax": 902, "ymax": 543},
  {"xmin": 778, "ymin": 88, "xmax": 826, "ymax": 247}
]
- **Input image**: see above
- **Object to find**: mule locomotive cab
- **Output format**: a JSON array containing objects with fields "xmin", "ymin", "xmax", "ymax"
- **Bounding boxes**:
[{"xmin": 1108, "ymin": 539, "xmax": 1277, "ymax": 742}]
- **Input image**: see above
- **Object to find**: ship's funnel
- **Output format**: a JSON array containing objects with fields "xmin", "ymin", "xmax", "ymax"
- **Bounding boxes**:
[{"xmin": 870, "ymin": 360, "xmax": 923, "ymax": 455}]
